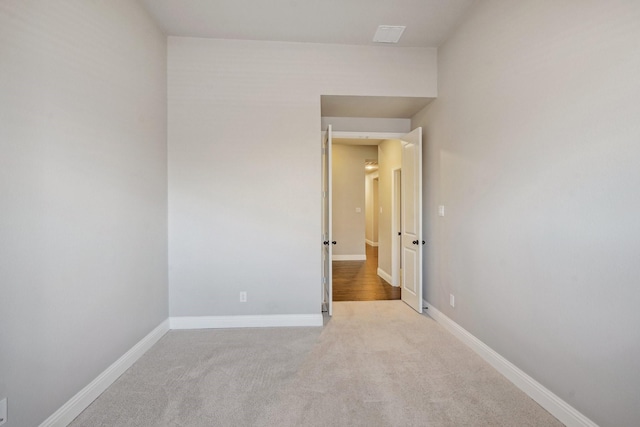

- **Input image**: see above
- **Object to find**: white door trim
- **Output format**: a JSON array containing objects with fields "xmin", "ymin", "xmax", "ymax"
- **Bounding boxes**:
[
  {"xmin": 331, "ymin": 131, "xmax": 404, "ymax": 141},
  {"xmin": 391, "ymin": 167, "xmax": 402, "ymax": 287},
  {"xmin": 322, "ymin": 125, "xmax": 333, "ymax": 316}
]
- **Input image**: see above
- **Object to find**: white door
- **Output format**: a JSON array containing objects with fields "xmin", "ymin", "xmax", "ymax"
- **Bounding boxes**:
[
  {"xmin": 322, "ymin": 125, "xmax": 333, "ymax": 316},
  {"xmin": 400, "ymin": 128, "xmax": 423, "ymax": 313}
]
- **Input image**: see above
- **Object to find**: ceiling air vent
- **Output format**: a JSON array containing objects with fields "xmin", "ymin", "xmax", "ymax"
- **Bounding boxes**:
[{"xmin": 373, "ymin": 25, "xmax": 406, "ymax": 43}]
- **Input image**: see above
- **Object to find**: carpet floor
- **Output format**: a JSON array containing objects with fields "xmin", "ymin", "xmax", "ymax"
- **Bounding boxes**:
[{"xmin": 70, "ymin": 301, "xmax": 563, "ymax": 426}]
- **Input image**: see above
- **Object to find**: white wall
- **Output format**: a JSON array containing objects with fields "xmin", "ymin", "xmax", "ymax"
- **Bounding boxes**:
[
  {"xmin": 377, "ymin": 139, "xmax": 402, "ymax": 280},
  {"xmin": 413, "ymin": 1, "xmax": 640, "ymax": 425},
  {"xmin": 0, "ymin": 1, "xmax": 168, "ymax": 426},
  {"xmin": 332, "ymin": 145, "xmax": 378, "ymax": 259},
  {"xmin": 168, "ymin": 37, "xmax": 436, "ymax": 317}
]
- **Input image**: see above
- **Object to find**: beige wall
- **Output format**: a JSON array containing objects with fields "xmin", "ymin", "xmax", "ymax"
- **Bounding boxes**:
[
  {"xmin": 0, "ymin": 1, "xmax": 168, "ymax": 426},
  {"xmin": 413, "ymin": 0, "xmax": 640, "ymax": 425},
  {"xmin": 332, "ymin": 144, "xmax": 378, "ymax": 259},
  {"xmin": 377, "ymin": 139, "xmax": 402, "ymax": 279},
  {"xmin": 169, "ymin": 37, "xmax": 436, "ymax": 316}
]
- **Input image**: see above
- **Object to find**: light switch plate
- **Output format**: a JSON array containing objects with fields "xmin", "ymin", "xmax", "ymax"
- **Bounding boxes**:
[{"xmin": 439, "ymin": 205, "xmax": 445, "ymax": 217}]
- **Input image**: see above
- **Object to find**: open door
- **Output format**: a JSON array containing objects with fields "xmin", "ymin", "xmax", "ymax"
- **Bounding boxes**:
[
  {"xmin": 400, "ymin": 127, "xmax": 423, "ymax": 313},
  {"xmin": 322, "ymin": 125, "xmax": 333, "ymax": 316}
]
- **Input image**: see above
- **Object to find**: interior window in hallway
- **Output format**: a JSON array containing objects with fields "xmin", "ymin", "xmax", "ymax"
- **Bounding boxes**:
[{"xmin": 332, "ymin": 244, "xmax": 401, "ymax": 301}]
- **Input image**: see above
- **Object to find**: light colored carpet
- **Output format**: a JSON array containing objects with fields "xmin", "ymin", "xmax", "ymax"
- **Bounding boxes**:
[{"xmin": 71, "ymin": 301, "xmax": 563, "ymax": 426}]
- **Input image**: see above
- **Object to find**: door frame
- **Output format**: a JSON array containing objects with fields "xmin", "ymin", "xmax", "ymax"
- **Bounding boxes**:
[
  {"xmin": 322, "ymin": 126, "xmax": 333, "ymax": 316},
  {"xmin": 321, "ymin": 129, "xmax": 419, "ymax": 313},
  {"xmin": 391, "ymin": 167, "xmax": 402, "ymax": 287},
  {"xmin": 320, "ymin": 129, "xmax": 406, "ymax": 316}
]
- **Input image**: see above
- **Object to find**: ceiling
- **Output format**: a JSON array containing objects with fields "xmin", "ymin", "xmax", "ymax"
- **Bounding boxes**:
[
  {"xmin": 141, "ymin": 1, "xmax": 472, "ymax": 119},
  {"xmin": 140, "ymin": 0, "xmax": 474, "ymax": 48}
]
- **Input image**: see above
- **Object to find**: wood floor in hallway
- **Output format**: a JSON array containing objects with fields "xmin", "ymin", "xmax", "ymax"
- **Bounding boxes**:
[{"xmin": 332, "ymin": 244, "xmax": 401, "ymax": 301}]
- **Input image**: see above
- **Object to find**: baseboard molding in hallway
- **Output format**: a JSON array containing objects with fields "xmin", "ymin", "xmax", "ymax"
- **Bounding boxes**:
[
  {"xmin": 332, "ymin": 254, "xmax": 366, "ymax": 261},
  {"xmin": 376, "ymin": 267, "xmax": 393, "ymax": 285}
]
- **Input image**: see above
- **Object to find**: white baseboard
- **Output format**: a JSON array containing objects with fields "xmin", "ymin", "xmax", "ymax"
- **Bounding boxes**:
[
  {"xmin": 365, "ymin": 240, "xmax": 379, "ymax": 247},
  {"xmin": 332, "ymin": 254, "xmax": 366, "ymax": 261},
  {"xmin": 39, "ymin": 319, "xmax": 170, "ymax": 427},
  {"xmin": 377, "ymin": 267, "xmax": 393, "ymax": 285},
  {"xmin": 170, "ymin": 314, "xmax": 323, "ymax": 329},
  {"xmin": 423, "ymin": 301, "xmax": 598, "ymax": 427}
]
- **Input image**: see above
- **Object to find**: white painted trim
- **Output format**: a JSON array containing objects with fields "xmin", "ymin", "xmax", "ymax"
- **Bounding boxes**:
[
  {"xmin": 333, "ymin": 254, "xmax": 366, "ymax": 261},
  {"xmin": 423, "ymin": 301, "xmax": 598, "ymax": 427},
  {"xmin": 39, "ymin": 319, "xmax": 170, "ymax": 427},
  {"xmin": 170, "ymin": 314, "xmax": 323, "ymax": 329},
  {"xmin": 332, "ymin": 131, "xmax": 404, "ymax": 141},
  {"xmin": 365, "ymin": 239, "xmax": 379, "ymax": 247},
  {"xmin": 391, "ymin": 167, "xmax": 402, "ymax": 287},
  {"xmin": 377, "ymin": 267, "xmax": 394, "ymax": 286}
]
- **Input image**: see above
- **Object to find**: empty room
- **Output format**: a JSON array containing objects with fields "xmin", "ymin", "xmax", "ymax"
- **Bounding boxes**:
[{"xmin": 1, "ymin": 1, "xmax": 639, "ymax": 426}]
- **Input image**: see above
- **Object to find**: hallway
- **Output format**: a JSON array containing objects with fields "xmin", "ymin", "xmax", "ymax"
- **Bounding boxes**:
[{"xmin": 332, "ymin": 244, "xmax": 401, "ymax": 301}]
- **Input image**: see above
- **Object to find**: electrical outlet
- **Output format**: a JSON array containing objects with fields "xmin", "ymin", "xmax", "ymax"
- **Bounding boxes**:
[
  {"xmin": 450, "ymin": 294, "xmax": 455, "ymax": 308},
  {"xmin": 0, "ymin": 397, "xmax": 7, "ymax": 426},
  {"xmin": 239, "ymin": 291, "xmax": 247, "ymax": 303}
]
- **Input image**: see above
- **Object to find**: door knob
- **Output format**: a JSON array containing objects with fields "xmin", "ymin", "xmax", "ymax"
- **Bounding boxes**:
[
  {"xmin": 323, "ymin": 241, "xmax": 329, "ymax": 245},
  {"xmin": 412, "ymin": 240, "xmax": 419, "ymax": 245},
  {"xmin": 332, "ymin": 241, "xmax": 337, "ymax": 245},
  {"xmin": 422, "ymin": 240, "xmax": 426, "ymax": 245}
]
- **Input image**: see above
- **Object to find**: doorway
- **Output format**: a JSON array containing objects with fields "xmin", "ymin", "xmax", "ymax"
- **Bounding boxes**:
[{"xmin": 321, "ymin": 128, "xmax": 423, "ymax": 312}]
